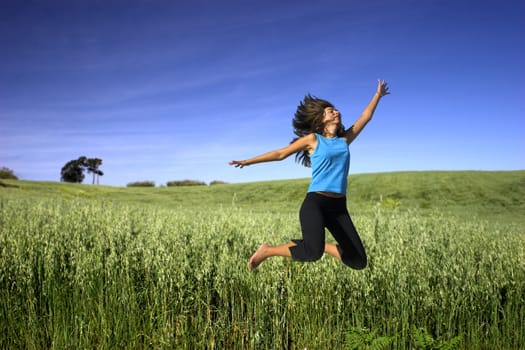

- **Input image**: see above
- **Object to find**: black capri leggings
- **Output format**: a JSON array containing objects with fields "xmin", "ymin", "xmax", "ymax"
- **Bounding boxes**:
[{"xmin": 289, "ymin": 192, "xmax": 367, "ymax": 269}]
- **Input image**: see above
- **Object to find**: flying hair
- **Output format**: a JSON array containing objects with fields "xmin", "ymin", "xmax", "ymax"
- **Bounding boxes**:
[{"xmin": 291, "ymin": 94, "xmax": 345, "ymax": 167}]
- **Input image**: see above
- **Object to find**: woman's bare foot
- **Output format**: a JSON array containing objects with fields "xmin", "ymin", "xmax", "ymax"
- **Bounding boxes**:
[{"xmin": 248, "ymin": 244, "xmax": 269, "ymax": 271}]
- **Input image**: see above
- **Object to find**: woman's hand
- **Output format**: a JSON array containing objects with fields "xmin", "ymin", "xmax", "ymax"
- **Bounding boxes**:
[
  {"xmin": 376, "ymin": 80, "xmax": 390, "ymax": 97},
  {"xmin": 229, "ymin": 160, "xmax": 249, "ymax": 168}
]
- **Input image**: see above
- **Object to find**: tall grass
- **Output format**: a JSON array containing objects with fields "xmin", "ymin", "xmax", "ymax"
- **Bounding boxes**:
[{"xmin": 1, "ymin": 195, "xmax": 523, "ymax": 349}]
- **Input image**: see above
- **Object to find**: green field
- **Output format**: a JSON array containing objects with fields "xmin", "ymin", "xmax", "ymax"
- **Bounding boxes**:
[{"xmin": 1, "ymin": 171, "xmax": 524, "ymax": 349}]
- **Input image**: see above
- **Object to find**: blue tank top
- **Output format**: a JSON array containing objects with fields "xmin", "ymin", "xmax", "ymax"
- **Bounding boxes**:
[{"xmin": 307, "ymin": 133, "xmax": 350, "ymax": 195}]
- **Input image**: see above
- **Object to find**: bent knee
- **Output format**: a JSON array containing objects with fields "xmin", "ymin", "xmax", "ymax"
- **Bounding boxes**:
[{"xmin": 305, "ymin": 246, "xmax": 324, "ymax": 262}]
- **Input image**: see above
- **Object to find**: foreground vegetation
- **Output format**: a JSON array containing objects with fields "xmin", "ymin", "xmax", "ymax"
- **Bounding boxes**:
[{"xmin": 1, "ymin": 171, "xmax": 524, "ymax": 349}]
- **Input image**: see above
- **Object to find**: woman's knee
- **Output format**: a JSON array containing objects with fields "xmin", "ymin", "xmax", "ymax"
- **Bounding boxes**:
[{"xmin": 307, "ymin": 245, "xmax": 325, "ymax": 261}]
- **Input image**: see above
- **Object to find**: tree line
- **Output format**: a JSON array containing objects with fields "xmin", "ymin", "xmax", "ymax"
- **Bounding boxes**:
[
  {"xmin": 2, "ymin": 159, "xmax": 225, "ymax": 187},
  {"xmin": 0, "ymin": 158, "xmax": 102, "ymax": 184}
]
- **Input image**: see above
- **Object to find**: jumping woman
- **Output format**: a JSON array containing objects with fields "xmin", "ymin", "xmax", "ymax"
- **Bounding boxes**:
[{"xmin": 229, "ymin": 80, "xmax": 389, "ymax": 271}]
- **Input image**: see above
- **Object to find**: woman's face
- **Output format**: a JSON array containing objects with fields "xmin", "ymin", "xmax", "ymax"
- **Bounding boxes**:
[{"xmin": 322, "ymin": 106, "xmax": 341, "ymax": 126}]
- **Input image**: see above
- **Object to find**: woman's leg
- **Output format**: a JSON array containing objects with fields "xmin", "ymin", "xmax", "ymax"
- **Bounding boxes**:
[
  {"xmin": 288, "ymin": 193, "xmax": 326, "ymax": 262},
  {"xmin": 248, "ymin": 242, "xmax": 296, "ymax": 271},
  {"xmin": 325, "ymin": 199, "xmax": 367, "ymax": 269},
  {"xmin": 327, "ymin": 213, "xmax": 367, "ymax": 269},
  {"xmin": 324, "ymin": 243, "xmax": 342, "ymax": 260},
  {"xmin": 248, "ymin": 193, "xmax": 326, "ymax": 271},
  {"xmin": 249, "ymin": 242, "xmax": 342, "ymax": 270}
]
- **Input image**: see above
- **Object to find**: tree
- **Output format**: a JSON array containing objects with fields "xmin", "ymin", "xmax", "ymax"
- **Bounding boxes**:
[
  {"xmin": 61, "ymin": 157, "xmax": 87, "ymax": 183},
  {"xmin": 61, "ymin": 156, "xmax": 104, "ymax": 184},
  {"xmin": 0, "ymin": 166, "xmax": 18, "ymax": 180},
  {"xmin": 85, "ymin": 158, "xmax": 103, "ymax": 184}
]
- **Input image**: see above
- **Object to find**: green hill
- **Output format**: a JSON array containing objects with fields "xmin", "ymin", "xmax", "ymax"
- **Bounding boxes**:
[{"xmin": 1, "ymin": 170, "xmax": 524, "ymax": 225}]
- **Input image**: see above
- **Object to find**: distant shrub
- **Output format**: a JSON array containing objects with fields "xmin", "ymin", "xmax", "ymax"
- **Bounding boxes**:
[
  {"xmin": 0, "ymin": 166, "xmax": 18, "ymax": 180},
  {"xmin": 210, "ymin": 180, "xmax": 228, "ymax": 186},
  {"xmin": 127, "ymin": 181, "xmax": 155, "ymax": 187},
  {"xmin": 0, "ymin": 181, "xmax": 19, "ymax": 188},
  {"xmin": 166, "ymin": 180, "xmax": 206, "ymax": 187}
]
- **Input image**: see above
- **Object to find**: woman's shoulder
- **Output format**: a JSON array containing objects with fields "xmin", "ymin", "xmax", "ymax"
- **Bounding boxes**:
[
  {"xmin": 297, "ymin": 133, "xmax": 318, "ymax": 156},
  {"xmin": 294, "ymin": 133, "xmax": 317, "ymax": 143},
  {"xmin": 306, "ymin": 133, "xmax": 320, "ymax": 147},
  {"xmin": 305, "ymin": 133, "xmax": 318, "ymax": 141}
]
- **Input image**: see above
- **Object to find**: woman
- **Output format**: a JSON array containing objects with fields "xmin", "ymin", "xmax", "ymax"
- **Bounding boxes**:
[{"xmin": 230, "ymin": 80, "xmax": 389, "ymax": 271}]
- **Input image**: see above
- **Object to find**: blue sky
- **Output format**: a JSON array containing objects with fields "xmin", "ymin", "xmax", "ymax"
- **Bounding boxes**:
[{"xmin": 1, "ymin": 0, "xmax": 524, "ymax": 186}]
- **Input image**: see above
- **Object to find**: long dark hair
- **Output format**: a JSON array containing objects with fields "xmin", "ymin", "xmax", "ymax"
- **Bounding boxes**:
[{"xmin": 291, "ymin": 94, "xmax": 345, "ymax": 167}]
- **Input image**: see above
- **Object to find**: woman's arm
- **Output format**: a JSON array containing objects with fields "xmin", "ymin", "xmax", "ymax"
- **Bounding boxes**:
[
  {"xmin": 229, "ymin": 133, "xmax": 316, "ymax": 168},
  {"xmin": 344, "ymin": 80, "xmax": 389, "ymax": 144}
]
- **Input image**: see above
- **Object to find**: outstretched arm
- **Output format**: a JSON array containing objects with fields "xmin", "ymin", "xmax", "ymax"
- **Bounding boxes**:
[
  {"xmin": 229, "ymin": 133, "xmax": 316, "ymax": 168},
  {"xmin": 344, "ymin": 80, "xmax": 389, "ymax": 144}
]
